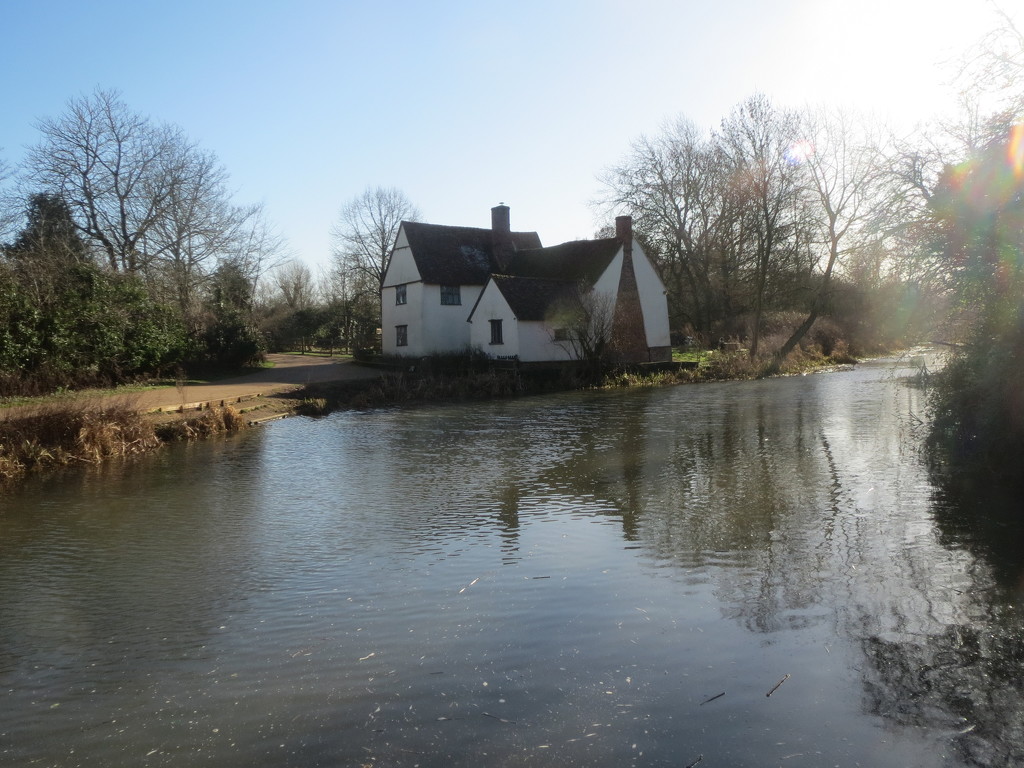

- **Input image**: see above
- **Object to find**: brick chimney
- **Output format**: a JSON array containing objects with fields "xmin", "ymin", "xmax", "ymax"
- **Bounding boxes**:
[
  {"xmin": 610, "ymin": 214, "xmax": 649, "ymax": 363},
  {"xmin": 492, "ymin": 204, "xmax": 514, "ymax": 273},
  {"xmin": 615, "ymin": 215, "xmax": 633, "ymax": 257}
]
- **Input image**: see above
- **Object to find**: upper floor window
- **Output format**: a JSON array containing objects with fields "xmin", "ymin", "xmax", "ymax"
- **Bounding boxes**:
[
  {"xmin": 395, "ymin": 284, "xmax": 407, "ymax": 305},
  {"xmin": 489, "ymin": 319, "xmax": 503, "ymax": 345},
  {"xmin": 440, "ymin": 285, "xmax": 461, "ymax": 305},
  {"xmin": 396, "ymin": 324, "xmax": 408, "ymax": 347},
  {"xmin": 553, "ymin": 327, "xmax": 571, "ymax": 342}
]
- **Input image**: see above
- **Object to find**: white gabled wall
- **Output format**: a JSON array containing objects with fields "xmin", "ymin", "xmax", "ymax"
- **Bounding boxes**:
[
  {"xmin": 382, "ymin": 224, "xmax": 481, "ymax": 356},
  {"xmin": 593, "ymin": 251, "xmax": 623, "ymax": 303},
  {"xmin": 381, "ymin": 227, "xmax": 419, "ymax": 287},
  {"xmin": 469, "ymin": 280, "xmax": 519, "ymax": 358},
  {"xmin": 381, "ymin": 226, "xmax": 423, "ymax": 356},
  {"xmin": 631, "ymin": 242, "xmax": 671, "ymax": 349}
]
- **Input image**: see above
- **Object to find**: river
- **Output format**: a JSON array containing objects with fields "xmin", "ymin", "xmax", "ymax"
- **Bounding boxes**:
[{"xmin": 2, "ymin": 354, "xmax": 1022, "ymax": 767}]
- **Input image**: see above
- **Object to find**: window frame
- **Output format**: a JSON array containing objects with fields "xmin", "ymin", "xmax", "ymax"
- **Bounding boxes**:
[
  {"xmin": 489, "ymin": 319, "xmax": 503, "ymax": 345},
  {"xmin": 395, "ymin": 284, "xmax": 407, "ymax": 305},
  {"xmin": 440, "ymin": 284, "xmax": 461, "ymax": 306},
  {"xmin": 395, "ymin": 324, "xmax": 408, "ymax": 347}
]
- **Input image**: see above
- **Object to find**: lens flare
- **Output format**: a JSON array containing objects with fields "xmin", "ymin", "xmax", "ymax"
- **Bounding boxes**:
[
  {"xmin": 785, "ymin": 140, "xmax": 814, "ymax": 165},
  {"xmin": 1009, "ymin": 123, "xmax": 1024, "ymax": 178}
]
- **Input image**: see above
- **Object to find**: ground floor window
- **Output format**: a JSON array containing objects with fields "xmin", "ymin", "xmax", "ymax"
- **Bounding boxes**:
[
  {"xmin": 489, "ymin": 319, "xmax": 503, "ymax": 345},
  {"xmin": 553, "ymin": 327, "xmax": 571, "ymax": 342},
  {"xmin": 396, "ymin": 324, "xmax": 408, "ymax": 347}
]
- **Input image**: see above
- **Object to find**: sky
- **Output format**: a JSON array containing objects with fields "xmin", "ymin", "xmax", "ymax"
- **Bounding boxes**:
[{"xmin": 1, "ymin": 0, "xmax": 1019, "ymax": 274}]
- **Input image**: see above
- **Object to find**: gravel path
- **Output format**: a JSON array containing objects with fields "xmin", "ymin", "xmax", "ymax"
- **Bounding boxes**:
[{"xmin": 133, "ymin": 354, "xmax": 382, "ymax": 413}]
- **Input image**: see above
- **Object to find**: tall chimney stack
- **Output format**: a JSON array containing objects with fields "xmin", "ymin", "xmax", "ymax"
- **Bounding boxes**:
[
  {"xmin": 492, "ymin": 204, "xmax": 513, "ymax": 273},
  {"xmin": 615, "ymin": 215, "xmax": 633, "ymax": 257}
]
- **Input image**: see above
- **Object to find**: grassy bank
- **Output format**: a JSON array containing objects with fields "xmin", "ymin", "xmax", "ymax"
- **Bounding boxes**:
[
  {"xmin": 1, "ymin": 345, "xmax": 861, "ymax": 493},
  {"xmin": 0, "ymin": 398, "xmax": 247, "ymax": 490}
]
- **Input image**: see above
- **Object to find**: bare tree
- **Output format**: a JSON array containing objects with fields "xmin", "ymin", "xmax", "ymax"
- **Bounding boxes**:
[
  {"xmin": 0, "ymin": 150, "xmax": 19, "ymax": 240},
  {"xmin": 717, "ymin": 94, "xmax": 804, "ymax": 357},
  {"xmin": 766, "ymin": 108, "xmax": 887, "ymax": 373},
  {"xmin": 227, "ymin": 205, "xmax": 288, "ymax": 313},
  {"xmin": 548, "ymin": 282, "xmax": 617, "ymax": 376},
  {"xmin": 331, "ymin": 186, "xmax": 420, "ymax": 295},
  {"xmin": 25, "ymin": 89, "xmax": 182, "ymax": 272},
  {"xmin": 273, "ymin": 259, "xmax": 316, "ymax": 311},
  {"xmin": 24, "ymin": 87, "xmax": 271, "ymax": 303},
  {"xmin": 600, "ymin": 118, "xmax": 733, "ymax": 336},
  {"xmin": 956, "ymin": 4, "xmax": 1024, "ymax": 118},
  {"xmin": 143, "ymin": 147, "xmax": 258, "ymax": 316}
]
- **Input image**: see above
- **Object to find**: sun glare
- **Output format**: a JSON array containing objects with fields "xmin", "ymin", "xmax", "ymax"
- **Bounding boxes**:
[
  {"xmin": 786, "ymin": 0, "xmax": 1000, "ymax": 123},
  {"xmin": 1009, "ymin": 124, "xmax": 1024, "ymax": 178},
  {"xmin": 785, "ymin": 140, "xmax": 814, "ymax": 165}
]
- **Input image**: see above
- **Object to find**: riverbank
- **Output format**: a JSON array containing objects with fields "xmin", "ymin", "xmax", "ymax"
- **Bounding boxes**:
[{"xmin": 0, "ymin": 347, "xmax": 861, "ymax": 493}]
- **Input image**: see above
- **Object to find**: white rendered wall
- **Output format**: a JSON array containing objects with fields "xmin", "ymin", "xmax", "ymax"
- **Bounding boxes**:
[
  {"xmin": 381, "ymin": 228, "xmax": 420, "ymax": 287},
  {"xmin": 518, "ymin": 321, "xmax": 575, "ymax": 362},
  {"xmin": 469, "ymin": 281, "xmax": 520, "ymax": 358},
  {"xmin": 382, "ymin": 280, "xmax": 425, "ymax": 356},
  {"xmin": 418, "ymin": 284, "xmax": 480, "ymax": 355},
  {"xmin": 631, "ymin": 242, "xmax": 671, "ymax": 348}
]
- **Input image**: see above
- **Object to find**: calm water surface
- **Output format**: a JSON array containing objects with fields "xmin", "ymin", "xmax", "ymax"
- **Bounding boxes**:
[{"xmin": 2, "ymin": 356, "xmax": 1023, "ymax": 767}]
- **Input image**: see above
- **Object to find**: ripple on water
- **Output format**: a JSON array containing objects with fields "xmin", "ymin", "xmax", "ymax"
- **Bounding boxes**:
[{"xmin": 3, "ymin": 356, "xmax": 1023, "ymax": 767}]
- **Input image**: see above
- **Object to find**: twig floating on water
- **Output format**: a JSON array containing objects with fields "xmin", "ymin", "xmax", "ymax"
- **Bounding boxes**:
[
  {"xmin": 699, "ymin": 692, "xmax": 725, "ymax": 706},
  {"xmin": 458, "ymin": 577, "xmax": 480, "ymax": 594},
  {"xmin": 483, "ymin": 712, "xmax": 516, "ymax": 724},
  {"xmin": 766, "ymin": 674, "xmax": 791, "ymax": 697},
  {"xmin": 685, "ymin": 754, "xmax": 704, "ymax": 768}
]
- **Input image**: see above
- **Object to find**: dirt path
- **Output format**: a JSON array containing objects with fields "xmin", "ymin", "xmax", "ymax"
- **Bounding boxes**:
[{"xmin": 135, "ymin": 354, "xmax": 382, "ymax": 414}]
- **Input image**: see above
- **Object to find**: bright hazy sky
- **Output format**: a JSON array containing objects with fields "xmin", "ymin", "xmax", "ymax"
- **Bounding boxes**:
[{"xmin": 1, "ymin": 0, "xmax": 1018, "ymax": 272}]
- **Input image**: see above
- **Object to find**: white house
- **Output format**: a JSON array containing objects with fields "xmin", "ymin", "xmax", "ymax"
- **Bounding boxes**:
[
  {"xmin": 381, "ymin": 206, "xmax": 541, "ymax": 357},
  {"xmin": 381, "ymin": 205, "xmax": 671, "ymax": 363}
]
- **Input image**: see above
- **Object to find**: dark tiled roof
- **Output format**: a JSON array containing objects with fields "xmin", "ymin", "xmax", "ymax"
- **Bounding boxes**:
[
  {"xmin": 402, "ymin": 221, "xmax": 542, "ymax": 285},
  {"xmin": 491, "ymin": 275, "xmax": 581, "ymax": 322},
  {"xmin": 506, "ymin": 238, "xmax": 621, "ymax": 282}
]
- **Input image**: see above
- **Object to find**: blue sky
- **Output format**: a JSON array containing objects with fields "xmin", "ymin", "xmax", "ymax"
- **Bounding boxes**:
[{"xmin": 1, "ymin": 0, "xmax": 1016, "ymax": 273}]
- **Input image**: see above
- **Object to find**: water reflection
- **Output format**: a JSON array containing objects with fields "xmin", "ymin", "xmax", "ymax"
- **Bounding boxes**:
[{"xmin": 2, "ymin": 356, "xmax": 1023, "ymax": 766}]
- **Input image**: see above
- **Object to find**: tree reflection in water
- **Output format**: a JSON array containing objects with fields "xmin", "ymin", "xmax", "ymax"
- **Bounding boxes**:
[{"xmin": 858, "ymin": 474, "xmax": 1024, "ymax": 767}]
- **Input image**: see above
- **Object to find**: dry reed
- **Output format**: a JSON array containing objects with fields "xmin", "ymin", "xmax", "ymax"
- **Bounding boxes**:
[{"xmin": 1, "ymin": 398, "xmax": 247, "ymax": 490}]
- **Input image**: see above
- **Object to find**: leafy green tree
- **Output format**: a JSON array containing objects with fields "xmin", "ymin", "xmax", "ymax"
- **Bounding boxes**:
[
  {"xmin": 192, "ymin": 258, "xmax": 265, "ymax": 370},
  {"xmin": 4, "ymin": 193, "xmax": 91, "ymax": 304}
]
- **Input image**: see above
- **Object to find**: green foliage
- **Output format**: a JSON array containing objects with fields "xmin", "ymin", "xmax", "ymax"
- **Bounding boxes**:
[
  {"xmin": 198, "ymin": 309, "xmax": 265, "ymax": 371},
  {"xmin": 0, "ymin": 255, "xmax": 188, "ymax": 396},
  {"xmin": 2, "ymin": 194, "xmax": 188, "ymax": 393}
]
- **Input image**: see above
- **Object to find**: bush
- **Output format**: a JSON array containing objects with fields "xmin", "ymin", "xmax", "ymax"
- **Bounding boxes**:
[
  {"xmin": 192, "ymin": 310, "xmax": 265, "ymax": 371},
  {"xmin": 0, "ymin": 264, "xmax": 188, "ymax": 396}
]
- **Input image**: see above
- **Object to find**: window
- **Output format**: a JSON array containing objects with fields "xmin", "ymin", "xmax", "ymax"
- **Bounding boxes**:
[
  {"xmin": 553, "ymin": 327, "xmax": 571, "ymax": 342},
  {"xmin": 395, "ymin": 284, "xmax": 407, "ymax": 305},
  {"xmin": 440, "ymin": 285, "xmax": 461, "ymax": 305},
  {"xmin": 395, "ymin": 324, "xmax": 408, "ymax": 347},
  {"xmin": 489, "ymin": 319, "xmax": 503, "ymax": 345}
]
